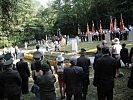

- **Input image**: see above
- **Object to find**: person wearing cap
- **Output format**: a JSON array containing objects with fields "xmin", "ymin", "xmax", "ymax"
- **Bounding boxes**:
[
  {"xmin": 77, "ymin": 48, "xmax": 90, "ymax": 100},
  {"xmin": 31, "ymin": 52, "xmax": 43, "ymax": 100},
  {"xmin": 36, "ymin": 63, "xmax": 56, "ymax": 100},
  {"xmin": 111, "ymin": 38, "xmax": 122, "ymax": 77},
  {"xmin": 16, "ymin": 53, "xmax": 30, "ymax": 94},
  {"xmin": 55, "ymin": 55, "xmax": 66, "ymax": 99},
  {"xmin": 31, "ymin": 52, "xmax": 43, "ymax": 71},
  {"xmin": 63, "ymin": 56, "xmax": 84, "ymax": 100},
  {"xmin": 94, "ymin": 46, "xmax": 116, "ymax": 100},
  {"xmin": 0, "ymin": 59, "xmax": 22, "ymax": 100}
]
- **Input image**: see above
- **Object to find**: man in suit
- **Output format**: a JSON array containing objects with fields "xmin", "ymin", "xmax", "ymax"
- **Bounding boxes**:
[
  {"xmin": 63, "ymin": 56, "xmax": 84, "ymax": 100},
  {"xmin": 94, "ymin": 46, "xmax": 116, "ymax": 100},
  {"xmin": 16, "ymin": 53, "xmax": 30, "ymax": 94},
  {"xmin": 77, "ymin": 48, "xmax": 90, "ymax": 100},
  {"xmin": 0, "ymin": 59, "xmax": 22, "ymax": 100}
]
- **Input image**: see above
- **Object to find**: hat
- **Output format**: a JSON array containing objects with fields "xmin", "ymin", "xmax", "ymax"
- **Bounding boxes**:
[
  {"xmin": 4, "ymin": 53, "xmax": 12, "ymax": 61},
  {"xmin": 4, "ymin": 59, "xmax": 13, "ymax": 66},
  {"xmin": 112, "ymin": 38, "xmax": 120, "ymax": 44},
  {"xmin": 80, "ymin": 48, "xmax": 86, "ymax": 54},
  {"xmin": 41, "ymin": 63, "xmax": 50, "ymax": 69},
  {"xmin": 33, "ymin": 52, "xmax": 42, "ymax": 59},
  {"xmin": 17, "ymin": 53, "xmax": 24, "ymax": 59},
  {"xmin": 56, "ymin": 55, "xmax": 65, "ymax": 62},
  {"xmin": 0, "ymin": 55, "xmax": 4, "ymax": 59}
]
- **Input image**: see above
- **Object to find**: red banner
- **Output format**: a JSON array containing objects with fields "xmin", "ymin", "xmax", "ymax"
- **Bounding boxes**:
[{"xmin": 110, "ymin": 16, "xmax": 114, "ymax": 33}]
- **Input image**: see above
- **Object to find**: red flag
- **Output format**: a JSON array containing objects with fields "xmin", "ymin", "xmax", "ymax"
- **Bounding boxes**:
[
  {"xmin": 120, "ymin": 13, "xmax": 124, "ymax": 31},
  {"xmin": 99, "ymin": 20, "xmax": 103, "ymax": 35},
  {"xmin": 86, "ymin": 22, "xmax": 90, "ymax": 36},
  {"xmin": 114, "ymin": 18, "xmax": 117, "ymax": 31},
  {"xmin": 92, "ymin": 20, "xmax": 95, "ymax": 34},
  {"xmin": 110, "ymin": 16, "xmax": 114, "ymax": 33}
]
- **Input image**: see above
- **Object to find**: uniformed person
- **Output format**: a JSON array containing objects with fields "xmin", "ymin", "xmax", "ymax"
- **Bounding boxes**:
[
  {"xmin": 37, "ymin": 63, "xmax": 56, "ymax": 100},
  {"xmin": 0, "ymin": 59, "xmax": 22, "ymax": 100},
  {"xmin": 77, "ymin": 48, "xmax": 91, "ymax": 100}
]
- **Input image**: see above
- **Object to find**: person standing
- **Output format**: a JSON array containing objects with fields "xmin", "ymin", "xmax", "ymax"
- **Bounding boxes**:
[
  {"xmin": 63, "ymin": 56, "xmax": 84, "ymax": 100},
  {"xmin": 55, "ymin": 55, "xmax": 66, "ymax": 99},
  {"xmin": 16, "ymin": 53, "xmax": 30, "ymax": 94},
  {"xmin": 93, "ymin": 46, "xmax": 116, "ymax": 100},
  {"xmin": 120, "ymin": 43, "xmax": 128, "ymax": 66},
  {"xmin": 0, "ymin": 59, "xmax": 22, "ymax": 100},
  {"xmin": 31, "ymin": 52, "xmax": 43, "ymax": 100},
  {"xmin": 37, "ymin": 63, "xmax": 56, "ymax": 100},
  {"xmin": 111, "ymin": 38, "xmax": 122, "ymax": 77},
  {"xmin": 77, "ymin": 48, "xmax": 90, "ymax": 100}
]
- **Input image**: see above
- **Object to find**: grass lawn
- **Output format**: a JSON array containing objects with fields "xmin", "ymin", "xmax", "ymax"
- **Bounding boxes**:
[{"xmin": 23, "ymin": 41, "xmax": 133, "ymax": 100}]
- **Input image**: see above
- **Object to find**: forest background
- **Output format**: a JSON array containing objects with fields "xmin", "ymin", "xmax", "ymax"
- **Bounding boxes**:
[{"xmin": 0, "ymin": 0, "xmax": 133, "ymax": 46}]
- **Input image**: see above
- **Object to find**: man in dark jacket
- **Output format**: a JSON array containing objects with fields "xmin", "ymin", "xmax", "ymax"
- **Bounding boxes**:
[
  {"xmin": 63, "ymin": 56, "xmax": 84, "ymax": 100},
  {"xmin": 77, "ymin": 48, "xmax": 90, "ymax": 100},
  {"xmin": 94, "ymin": 46, "xmax": 116, "ymax": 100},
  {"xmin": 0, "ymin": 59, "xmax": 22, "ymax": 100},
  {"xmin": 16, "ymin": 53, "xmax": 30, "ymax": 94},
  {"xmin": 37, "ymin": 63, "xmax": 56, "ymax": 100}
]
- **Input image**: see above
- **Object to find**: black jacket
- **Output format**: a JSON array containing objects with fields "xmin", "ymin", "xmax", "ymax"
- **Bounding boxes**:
[
  {"xmin": 63, "ymin": 66, "xmax": 84, "ymax": 93},
  {"xmin": 94, "ymin": 55, "xmax": 116, "ymax": 90},
  {"xmin": 16, "ymin": 61, "xmax": 30, "ymax": 78},
  {"xmin": 0, "ymin": 69, "xmax": 22, "ymax": 96},
  {"xmin": 77, "ymin": 55, "xmax": 90, "ymax": 74}
]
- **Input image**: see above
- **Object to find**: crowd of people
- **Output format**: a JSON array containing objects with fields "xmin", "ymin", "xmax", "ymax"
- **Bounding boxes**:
[
  {"xmin": 79, "ymin": 26, "xmax": 133, "ymax": 42},
  {"xmin": 0, "ymin": 39, "xmax": 133, "ymax": 100}
]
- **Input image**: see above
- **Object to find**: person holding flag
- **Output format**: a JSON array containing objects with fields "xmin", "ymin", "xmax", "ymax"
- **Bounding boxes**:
[
  {"xmin": 120, "ymin": 13, "xmax": 124, "ymax": 32},
  {"xmin": 92, "ymin": 20, "xmax": 95, "ymax": 41},
  {"xmin": 99, "ymin": 20, "xmax": 105, "ymax": 40},
  {"xmin": 110, "ymin": 16, "xmax": 114, "ymax": 40}
]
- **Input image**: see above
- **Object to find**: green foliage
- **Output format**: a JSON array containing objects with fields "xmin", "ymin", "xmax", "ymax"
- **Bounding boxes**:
[{"xmin": 0, "ymin": 0, "xmax": 133, "ymax": 45}]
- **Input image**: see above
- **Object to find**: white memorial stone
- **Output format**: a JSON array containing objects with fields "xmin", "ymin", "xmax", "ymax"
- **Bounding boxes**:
[
  {"xmin": 128, "ymin": 31, "xmax": 133, "ymax": 42},
  {"xmin": 72, "ymin": 39, "xmax": 78, "ymax": 52}
]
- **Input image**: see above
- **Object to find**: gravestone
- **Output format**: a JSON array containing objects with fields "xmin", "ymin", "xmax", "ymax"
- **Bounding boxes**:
[
  {"xmin": 128, "ymin": 31, "xmax": 133, "ymax": 42},
  {"xmin": 72, "ymin": 39, "xmax": 78, "ymax": 52}
]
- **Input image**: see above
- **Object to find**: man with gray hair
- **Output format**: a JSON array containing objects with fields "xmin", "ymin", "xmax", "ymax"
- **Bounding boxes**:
[{"xmin": 63, "ymin": 56, "xmax": 84, "ymax": 100}]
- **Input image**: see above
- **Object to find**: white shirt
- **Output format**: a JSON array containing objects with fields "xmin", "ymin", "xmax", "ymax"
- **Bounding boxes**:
[{"xmin": 112, "ymin": 44, "xmax": 122, "ymax": 54}]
